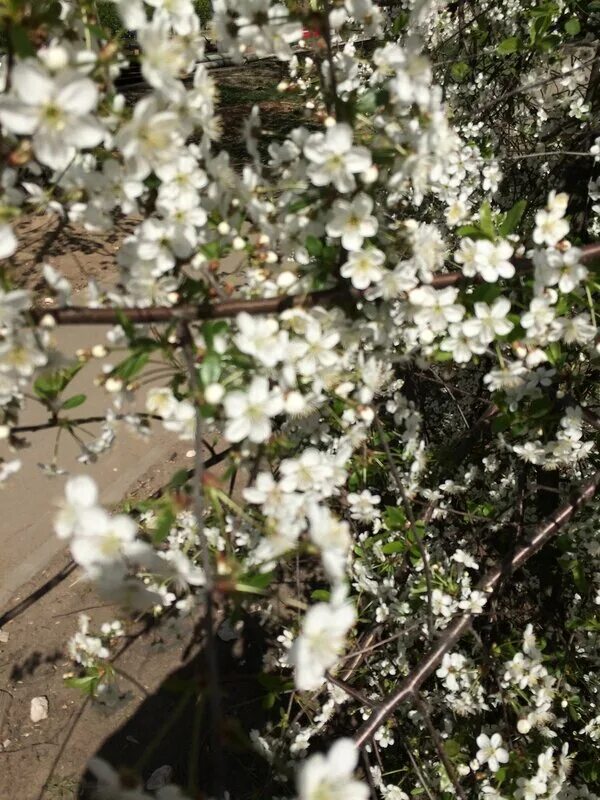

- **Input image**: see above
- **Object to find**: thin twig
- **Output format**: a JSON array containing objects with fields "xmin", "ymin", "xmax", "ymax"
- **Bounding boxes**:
[
  {"xmin": 374, "ymin": 412, "xmax": 435, "ymax": 641},
  {"xmin": 180, "ymin": 321, "xmax": 225, "ymax": 800},
  {"xmin": 403, "ymin": 741, "xmax": 439, "ymax": 800},
  {"xmin": 412, "ymin": 692, "xmax": 468, "ymax": 800}
]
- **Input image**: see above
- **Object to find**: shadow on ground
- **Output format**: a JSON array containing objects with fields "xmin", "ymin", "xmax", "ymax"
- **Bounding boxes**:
[{"xmin": 79, "ymin": 612, "xmax": 272, "ymax": 799}]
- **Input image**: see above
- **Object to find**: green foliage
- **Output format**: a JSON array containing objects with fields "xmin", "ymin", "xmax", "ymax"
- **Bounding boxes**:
[
  {"xmin": 96, "ymin": 1, "xmax": 124, "ymax": 34},
  {"xmin": 193, "ymin": 0, "xmax": 213, "ymax": 25}
]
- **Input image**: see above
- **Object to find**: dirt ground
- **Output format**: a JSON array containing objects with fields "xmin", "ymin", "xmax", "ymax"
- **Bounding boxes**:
[
  {"xmin": 0, "ymin": 447, "xmax": 195, "ymax": 800},
  {"xmin": 0, "ymin": 60, "xmax": 300, "ymax": 799}
]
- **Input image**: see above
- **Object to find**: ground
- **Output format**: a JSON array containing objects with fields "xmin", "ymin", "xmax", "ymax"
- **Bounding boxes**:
[{"xmin": 0, "ymin": 61, "xmax": 296, "ymax": 800}]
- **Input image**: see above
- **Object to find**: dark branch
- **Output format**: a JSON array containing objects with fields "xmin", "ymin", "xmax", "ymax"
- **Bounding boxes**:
[
  {"xmin": 354, "ymin": 470, "xmax": 600, "ymax": 747},
  {"xmin": 28, "ymin": 243, "xmax": 600, "ymax": 327}
]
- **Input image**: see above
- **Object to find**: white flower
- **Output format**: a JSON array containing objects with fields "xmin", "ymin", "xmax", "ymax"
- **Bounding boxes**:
[
  {"xmin": 340, "ymin": 248, "xmax": 385, "ymax": 290},
  {"xmin": 0, "ymin": 458, "xmax": 21, "ymax": 484},
  {"xmin": 521, "ymin": 298, "xmax": 555, "ymax": 338},
  {"xmin": 289, "ymin": 602, "xmax": 355, "ymax": 690},
  {"xmin": 223, "ymin": 377, "xmax": 283, "ymax": 443},
  {"xmin": 70, "ymin": 511, "xmax": 139, "ymax": 572},
  {"xmin": 533, "ymin": 247, "xmax": 587, "ymax": 293},
  {"xmin": 87, "ymin": 757, "xmax": 149, "ymax": 800},
  {"xmin": 54, "ymin": 475, "xmax": 99, "ymax": 539},
  {"xmin": 458, "ymin": 590, "xmax": 488, "ymax": 614},
  {"xmin": 116, "ymin": 96, "xmax": 185, "ymax": 179},
  {"xmin": 455, "ymin": 238, "xmax": 515, "ymax": 283},
  {"xmin": 307, "ymin": 503, "xmax": 351, "ymax": 583},
  {"xmin": 514, "ymin": 440, "xmax": 548, "ymax": 466},
  {"xmin": 0, "ymin": 224, "xmax": 17, "ymax": 260},
  {"xmin": 235, "ymin": 312, "xmax": 286, "ymax": 367},
  {"xmin": 346, "ymin": 489, "xmax": 381, "ymax": 522},
  {"xmin": 515, "ymin": 775, "xmax": 547, "ymax": 800},
  {"xmin": 476, "ymin": 733, "xmax": 509, "ymax": 773},
  {"xmin": 533, "ymin": 196, "xmax": 570, "ymax": 247},
  {"xmin": 409, "ymin": 286, "xmax": 464, "ymax": 336},
  {"xmin": 431, "ymin": 588, "xmax": 455, "ymax": 618},
  {"xmin": 297, "ymin": 738, "xmax": 369, "ymax": 800},
  {"xmin": 436, "ymin": 652, "xmax": 467, "ymax": 692},
  {"xmin": 0, "ymin": 59, "xmax": 104, "ymax": 170},
  {"xmin": 158, "ymin": 399, "xmax": 194, "ymax": 440},
  {"xmin": 326, "ymin": 193, "xmax": 378, "ymax": 251},
  {"xmin": 304, "ymin": 123, "xmax": 372, "ymax": 194},
  {"xmin": 462, "ymin": 298, "xmax": 513, "ymax": 344},
  {"xmin": 146, "ymin": 387, "xmax": 179, "ymax": 420},
  {"xmin": 291, "ymin": 320, "xmax": 340, "ymax": 375}
]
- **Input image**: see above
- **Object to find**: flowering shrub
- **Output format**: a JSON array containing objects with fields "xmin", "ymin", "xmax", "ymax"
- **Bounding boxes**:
[{"xmin": 0, "ymin": 0, "xmax": 599, "ymax": 798}]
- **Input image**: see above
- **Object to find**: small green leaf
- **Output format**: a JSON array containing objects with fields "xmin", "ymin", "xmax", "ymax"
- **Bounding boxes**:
[
  {"xmin": 305, "ymin": 235, "xmax": 323, "ymax": 258},
  {"xmin": 64, "ymin": 675, "xmax": 98, "ymax": 695},
  {"xmin": 384, "ymin": 506, "xmax": 407, "ymax": 529},
  {"xmin": 456, "ymin": 225, "xmax": 481, "ymax": 238},
  {"xmin": 153, "ymin": 506, "xmax": 176, "ymax": 544},
  {"xmin": 113, "ymin": 351, "xmax": 149, "ymax": 381},
  {"xmin": 478, "ymin": 201, "xmax": 495, "ymax": 239},
  {"xmin": 236, "ymin": 571, "xmax": 274, "ymax": 591},
  {"xmin": 381, "ymin": 541, "xmax": 405, "ymax": 554},
  {"xmin": 451, "ymin": 61, "xmax": 470, "ymax": 81},
  {"xmin": 497, "ymin": 37, "xmax": 519, "ymax": 55},
  {"xmin": 168, "ymin": 468, "xmax": 191, "ymax": 490},
  {"xmin": 565, "ymin": 17, "xmax": 580, "ymax": 36},
  {"xmin": 311, "ymin": 589, "xmax": 331, "ymax": 601},
  {"xmin": 570, "ymin": 560, "xmax": 588, "ymax": 593},
  {"xmin": 10, "ymin": 25, "xmax": 35, "ymax": 57},
  {"xmin": 356, "ymin": 89, "xmax": 378, "ymax": 113},
  {"xmin": 200, "ymin": 352, "xmax": 222, "ymax": 386},
  {"xmin": 61, "ymin": 394, "xmax": 87, "ymax": 410},
  {"xmin": 499, "ymin": 200, "xmax": 527, "ymax": 236}
]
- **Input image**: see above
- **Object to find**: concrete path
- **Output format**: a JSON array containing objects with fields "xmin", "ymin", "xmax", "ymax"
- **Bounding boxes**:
[{"xmin": 0, "ymin": 323, "xmax": 181, "ymax": 610}]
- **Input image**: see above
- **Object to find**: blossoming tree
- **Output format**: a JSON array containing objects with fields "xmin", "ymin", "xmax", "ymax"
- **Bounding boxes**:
[{"xmin": 0, "ymin": 0, "xmax": 599, "ymax": 798}]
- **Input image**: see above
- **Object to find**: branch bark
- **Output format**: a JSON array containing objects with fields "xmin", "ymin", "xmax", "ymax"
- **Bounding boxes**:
[{"xmin": 28, "ymin": 242, "xmax": 600, "ymax": 327}]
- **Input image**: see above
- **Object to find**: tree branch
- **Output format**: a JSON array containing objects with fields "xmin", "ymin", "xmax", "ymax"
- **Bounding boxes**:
[
  {"xmin": 28, "ymin": 242, "xmax": 600, "ymax": 327},
  {"xmin": 354, "ymin": 470, "xmax": 600, "ymax": 747}
]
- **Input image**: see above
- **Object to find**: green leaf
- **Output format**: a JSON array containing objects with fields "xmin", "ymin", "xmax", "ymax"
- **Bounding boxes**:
[
  {"xmin": 470, "ymin": 282, "xmax": 502, "ymax": 304},
  {"xmin": 356, "ymin": 89, "xmax": 378, "ymax": 114},
  {"xmin": 311, "ymin": 589, "xmax": 331, "ymax": 601},
  {"xmin": 384, "ymin": 506, "xmax": 406, "ymax": 529},
  {"xmin": 450, "ymin": 62, "xmax": 470, "ymax": 81},
  {"xmin": 200, "ymin": 241, "xmax": 221, "ymax": 260},
  {"xmin": 115, "ymin": 308, "xmax": 135, "ymax": 341},
  {"xmin": 499, "ymin": 200, "xmax": 527, "ymax": 236},
  {"xmin": 152, "ymin": 506, "xmax": 176, "ymax": 544},
  {"xmin": 236, "ymin": 571, "xmax": 274, "ymax": 591},
  {"xmin": 64, "ymin": 675, "xmax": 99, "ymax": 695},
  {"xmin": 61, "ymin": 394, "xmax": 87, "ymax": 410},
  {"xmin": 168, "ymin": 468, "xmax": 191, "ymax": 490},
  {"xmin": 478, "ymin": 201, "xmax": 495, "ymax": 240},
  {"xmin": 570, "ymin": 560, "xmax": 588, "ymax": 593},
  {"xmin": 200, "ymin": 352, "xmax": 222, "ymax": 386},
  {"xmin": 381, "ymin": 541, "xmax": 405, "ymax": 554},
  {"xmin": 497, "ymin": 37, "xmax": 519, "ymax": 55},
  {"xmin": 33, "ymin": 362, "xmax": 83, "ymax": 401},
  {"xmin": 9, "ymin": 25, "xmax": 35, "ymax": 57},
  {"xmin": 529, "ymin": 396, "xmax": 553, "ymax": 418},
  {"xmin": 305, "ymin": 235, "xmax": 323, "ymax": 258},
  {"xmin": 288, "ymin": 196, "xmax": 312, "ymax": 214},
  {"xmin": 491, "ymin": 414, "xmax": 511, "ymax": 433},
  {"xmin": 565, "ymin": 17, "xmax": 580, "ymax": 36},
  {"xmin": 113, "ymin": 351, "xmax": 149, "ymax": 381},
  {"xmin": 456, "ymin": 225, "xmax": 481, "ymax": 239}
]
